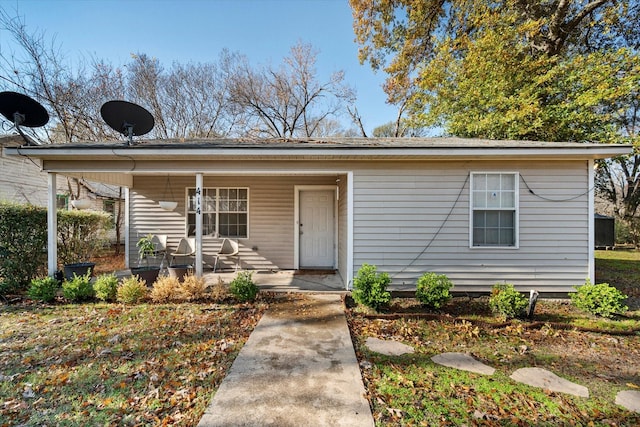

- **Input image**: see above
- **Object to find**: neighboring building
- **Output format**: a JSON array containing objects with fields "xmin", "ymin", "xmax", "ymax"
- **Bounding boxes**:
[
  {"xmin": 1, "ymin": 134, "xmax": 124, "ymax": 241},
  {"xmin": 5, "ymin": 137, "xmax": 631, "ymax": 292},
  {"xmin": 0, "ymin": 134, "xmax": 63, "ymax": 206}
]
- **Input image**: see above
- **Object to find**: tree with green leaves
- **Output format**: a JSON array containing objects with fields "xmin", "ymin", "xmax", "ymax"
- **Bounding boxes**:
[{"xmin": 351, "ymin": 0, "xmax": 640, "ymax": 236}]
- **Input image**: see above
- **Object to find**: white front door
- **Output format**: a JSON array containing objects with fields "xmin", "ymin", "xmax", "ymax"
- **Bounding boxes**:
[{"xmin": 299, "ymin": 190, "xmax": 335, "ymax": 269}]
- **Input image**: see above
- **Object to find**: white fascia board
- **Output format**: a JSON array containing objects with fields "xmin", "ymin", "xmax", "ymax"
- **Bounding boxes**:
[{"xmin": 5, "ymin": 145, "xmax": 632, "ymax": 161}]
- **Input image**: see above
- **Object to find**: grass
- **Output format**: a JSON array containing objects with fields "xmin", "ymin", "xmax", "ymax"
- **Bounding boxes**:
[
  {"xmin": 347, "ymin": 249, "xmax": 640, "ymax": 426},
  {"xmin": 2, "ymin": 250, "xmax": 640, "ymax": 425},
  {"xmin": 348, "ymin": 302, "xmax": 640, "ymax": 426},
  {"xmin": 0, "ymin": 300, "xmax": 267, "ymax": 426},
  {"xmin": 596, "ymin": 249, "xmax": 640, "ymax": 301}
]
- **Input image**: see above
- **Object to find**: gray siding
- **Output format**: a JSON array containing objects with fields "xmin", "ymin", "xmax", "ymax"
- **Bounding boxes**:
[
  {"xmin": 129, "ymin": 175, "xmax": 337, "ymax": 269},
  {"xmin": 351, "ymin": 160, "xmax": 590, "ymax": 293},
  {"xmin": 128, "ymin": 159, "xmax": 592, "ymax": 293},
  {"xmin": 337, "ymin": 174, "xmax": 348, "ymax": 282}
]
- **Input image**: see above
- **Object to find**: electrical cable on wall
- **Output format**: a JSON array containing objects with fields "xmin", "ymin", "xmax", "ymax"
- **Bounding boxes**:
[
  {"xmin": 391, "ymin": 171, "xmax": 592, "ymax": 280},
  {"xmin": 520, "ymin": 174, "xmax": 593, "ymax": 202},
  {"xmin": 15, "ymin": 147, "xmax": 41, "ymax": 169},
  {"xmin": 392, "ymin": 173, "xmax": 470, "ymax": 279},
  {"xmin": 111, "ymin": 147, "xmax": 137, "ymax": 172}
]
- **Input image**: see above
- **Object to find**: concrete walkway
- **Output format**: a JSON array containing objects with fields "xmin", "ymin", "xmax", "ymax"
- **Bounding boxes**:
[{"xmin": 198, "ymin": 294, "xmax": 374, "ymax": 427}]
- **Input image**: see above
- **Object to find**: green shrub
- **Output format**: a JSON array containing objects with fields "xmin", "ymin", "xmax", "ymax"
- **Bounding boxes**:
[
  {"xmin": 117, "ymin": 276, "xmax": 147, "ymax": 304},
  {"xmin": 27, "ymin": 276, "xmax": 59, "ymax": 303},
  {"xmin": 415, "ymin": 272, "xmax": 453, "ymax": 310},
  {"xmin": 570, "ymin": 280, "xmax": 628, "ymax": 318},
  {"xmin": 229, "ymin": 271, "xmax": 259, "ymax": 302},
  {"xmin": 57, "ymin": 210, "xmax": 113, "ymax": 265},
  {"xmin": 62, "ymin": 272, "xmax": 95, "ymax": 302},
  {"xmin": 352, "ymin": 264, "xmax": 391, "ymax": 311},
  {"xmin": 93, "ymin": 273, "xmax": 119, "ymax": 302},
  {"xmin": 0, "ymin": 202, "xmax": 48, "ymax": 295},
  {"xmin": 489, "ymin": 283, "xmax": 528, "ymax": 319},
  {"xmin": 615, "ymin": 220, "xmax": 634, "ymax": 245}
]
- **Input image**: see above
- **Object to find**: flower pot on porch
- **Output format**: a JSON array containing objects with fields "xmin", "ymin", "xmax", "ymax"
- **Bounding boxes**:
[
  {"xmin": 63, "ymin": 262, "xmax": 96, "ymax": 280},
  {"xmin": 130, "ymin": 266, "xmax": 161, "ymax": 285},
  {"xmin": 168, "ymin": 264, "xmax": 193, "ymax": 282}
]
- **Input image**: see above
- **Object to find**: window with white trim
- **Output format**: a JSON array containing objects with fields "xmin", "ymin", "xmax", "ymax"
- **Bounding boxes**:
[
  {"xmin": 471, "ymin": 173, "xmax": 518, "ymax": 247},
  {"xmin": 56, "ymin": 194, "xmax": 69, "ymax": 210},
  {"xmin": 187, "ymin": 188, "xmax": 248, "ymax": 238}
]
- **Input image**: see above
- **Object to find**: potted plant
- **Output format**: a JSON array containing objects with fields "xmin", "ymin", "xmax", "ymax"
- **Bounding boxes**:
[
  {"xmin": 131, "ymin": 234, "xmax": 161, "ymax": 285},
  {"xmin": 58, "ymin": 210, "xmax": 112, "ymax": 280}
]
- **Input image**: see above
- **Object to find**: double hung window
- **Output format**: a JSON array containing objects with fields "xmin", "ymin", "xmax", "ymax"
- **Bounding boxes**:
[
  {"xmin": 187, "ymin": 188, "xmax": 248, "ymax": 238},
  {"xmin": 471, "ymin": 173, "xmax": 518, "ymax": 247}
]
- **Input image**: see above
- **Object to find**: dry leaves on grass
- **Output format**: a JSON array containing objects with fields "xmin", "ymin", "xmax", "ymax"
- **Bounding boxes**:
[
  {"xmin": 347, "ymin": 297, "xmax": 640, "ymax": 426},
  {"xmin": 0, "ymin": 301, "xmax": 266, "ymax": 426}
]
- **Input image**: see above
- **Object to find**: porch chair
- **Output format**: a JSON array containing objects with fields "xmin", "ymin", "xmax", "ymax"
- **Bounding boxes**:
[
  {"xmin": 169, "ymin": 237, "xmax": 196, "ymax": 266},
  {"xmin": 213, "ymin": 238, "xmax": 240, "ymax": 272},
  {"xmin": 151, "ymin": 234, "xmax": 168, "ymax": 268}
]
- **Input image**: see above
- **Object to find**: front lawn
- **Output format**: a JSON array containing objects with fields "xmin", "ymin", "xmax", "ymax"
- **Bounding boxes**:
[
  {"xmin": 347, "ymin": 249, "xmax": 640, "ymax": 426},
  {"xmin": 2, "ymin": 250, "xmax": 639, "ymax": 425},
  {"xmin": 0, "ymin": 301, "xmax": 266, "ymax": 426}
]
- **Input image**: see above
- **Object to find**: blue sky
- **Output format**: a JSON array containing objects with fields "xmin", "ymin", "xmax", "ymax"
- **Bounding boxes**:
[{"xmin": 0, "ymin": 0, "xmax": 399, "ymax": 135}]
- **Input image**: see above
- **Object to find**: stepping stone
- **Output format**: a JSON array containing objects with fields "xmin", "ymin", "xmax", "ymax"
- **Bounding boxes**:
[
  {"xmin": 431, "ymin": 352, "xmax": 495, "ymax": 375},
  {"xmin": 365, "ymin": 337, "xmax": 414, "ymax": 356},
  {"xmin": 616, "ymin": 390, "xmax": 640, "ymax": 413},
  {"xmin": 510, "ymin": 367, "xmax": 589, "ymax": 398}
]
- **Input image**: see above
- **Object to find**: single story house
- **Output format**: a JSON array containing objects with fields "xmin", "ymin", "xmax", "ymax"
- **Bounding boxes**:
[{"xmin": 5, "ymin": 137, "xmax": 631, "ymax": 292}]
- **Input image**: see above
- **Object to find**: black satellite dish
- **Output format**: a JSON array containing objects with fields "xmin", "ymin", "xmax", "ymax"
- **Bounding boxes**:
[
  {"xmin": 0, "ymin": 91, "xmax": 49, "ymax": 145},
  {"xmin": 100, "ymin": 100, "xmax": 154, "ymax": 145}
]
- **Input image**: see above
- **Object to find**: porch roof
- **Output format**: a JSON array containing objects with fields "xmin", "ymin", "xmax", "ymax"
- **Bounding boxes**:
[{"xmin": 4, "ymin": 136, "xmax": 631, "ymax": 163}]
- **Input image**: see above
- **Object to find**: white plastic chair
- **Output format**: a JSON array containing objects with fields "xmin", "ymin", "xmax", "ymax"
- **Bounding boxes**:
[
  {"xmin": 170, "ymin": 237, "xmax": 195, "ymax": 266},
  {"xmin": 151, "ymin": 234, "xmax": 168, "ymax": 268},
  {"xmin": 213, "ymin": 238, "xmax": 239, "ymax": 272}
]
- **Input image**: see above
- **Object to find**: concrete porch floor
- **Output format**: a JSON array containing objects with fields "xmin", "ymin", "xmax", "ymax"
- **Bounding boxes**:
[{"xmin": 204, "ymin": 269, "xmax": 347, "ymax": 292}]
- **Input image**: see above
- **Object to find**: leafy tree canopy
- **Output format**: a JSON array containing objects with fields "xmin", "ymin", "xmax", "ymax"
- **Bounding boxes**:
[{"xmin": 350, "ymin": 0, "xmax": 640, "ymax": 142}]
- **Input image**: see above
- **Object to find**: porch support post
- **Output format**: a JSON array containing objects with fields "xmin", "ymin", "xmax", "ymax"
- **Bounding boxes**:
[
  {"xmin": 588, "ymin": 160, "xmax": 595, "ymax": 283},
  {"xmin": 124, "ymin": 187, "xmax": 130, "ymax": 268},
  {"xmin": 346, "ymin": 171, "xmax": 354, "ymax": 290},
  {"xmin": 195, "ymin": 173, "xmax": 203, "ymax": 277},
  {"xmin": 47, "ymin": 172, "xmax": 57, "ymax": 276}
]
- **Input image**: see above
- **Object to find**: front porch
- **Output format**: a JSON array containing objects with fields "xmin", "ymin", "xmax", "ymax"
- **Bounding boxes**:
[{"xmin": 208, "ymin": 270, "xmax": 346, "ymax": 292}]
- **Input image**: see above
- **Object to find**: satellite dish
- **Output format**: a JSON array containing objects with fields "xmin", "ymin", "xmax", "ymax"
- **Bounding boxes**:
[
  {"xmin": 100, "ymin": 100, "xmax": 154, "ymax": 145},
  {"xmin": 0, "ymin": 91, "xmax": 49, "ymax": 145}
]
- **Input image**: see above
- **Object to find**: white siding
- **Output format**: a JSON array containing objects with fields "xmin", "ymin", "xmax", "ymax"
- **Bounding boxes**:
[{"xmin": 351, "ymin": 160, "xmax": 590, "ymax": 293}]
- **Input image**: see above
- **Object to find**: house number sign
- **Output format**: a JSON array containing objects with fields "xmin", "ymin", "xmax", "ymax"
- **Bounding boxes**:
[{"xmin": 195, "ymin": 187, "xmax": 202, "ymax": 215}]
